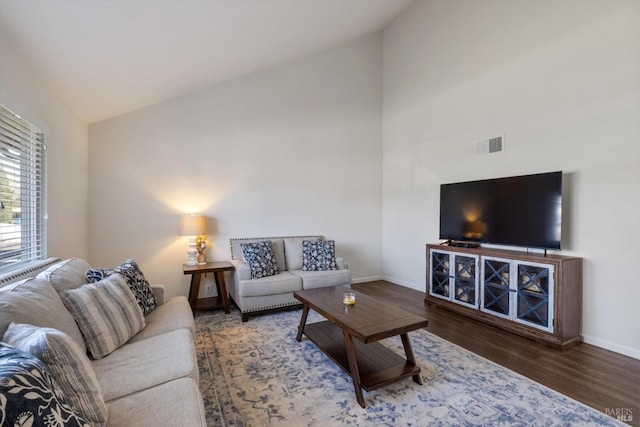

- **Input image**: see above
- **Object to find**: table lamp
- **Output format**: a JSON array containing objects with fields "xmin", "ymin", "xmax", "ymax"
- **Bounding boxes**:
[{"xmin": 179, "ymin": 214, "xmax": 207, "ymax": 266}]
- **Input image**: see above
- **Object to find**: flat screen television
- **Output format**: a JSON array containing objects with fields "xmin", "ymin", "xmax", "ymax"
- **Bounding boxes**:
[{"xmin": 439, "ymin": 171, "xmax": 562, "ymax": 250}]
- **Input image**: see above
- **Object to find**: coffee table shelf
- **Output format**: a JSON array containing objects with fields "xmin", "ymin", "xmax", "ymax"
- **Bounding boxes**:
[
  {"xmin": 294, "ymin": 286, "xmax": 428, "ymax": 408},
  {"xmin": 304, "ymin": 320, "xmax": 421, "ymax": 391}
]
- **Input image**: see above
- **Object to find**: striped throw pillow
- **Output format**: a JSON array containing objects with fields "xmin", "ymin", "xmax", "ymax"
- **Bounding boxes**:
[
  {"xmin": 60, "ymin": 274, "xmax": 145, "ymax": 360},
  {"xmin": 3, "ymin": 323, "xmax": 107, "ymax": 426},
  {"xmin": 85, "ymin": 259, "xmax": 157, "ymax": 316}
]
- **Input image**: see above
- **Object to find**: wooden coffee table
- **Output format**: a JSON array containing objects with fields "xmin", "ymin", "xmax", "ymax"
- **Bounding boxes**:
[{"xmin": 294, "ymin": 286, "xmax": 428, "ymax": 408}]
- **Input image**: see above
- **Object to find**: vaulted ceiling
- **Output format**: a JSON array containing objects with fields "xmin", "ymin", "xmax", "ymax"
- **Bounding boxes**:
[{"xmin": 0, "ymin": 0, "xmax": 413, "ymax": 124}]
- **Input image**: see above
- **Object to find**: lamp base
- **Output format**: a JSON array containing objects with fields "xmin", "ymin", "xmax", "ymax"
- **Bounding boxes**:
[{"xmin": 186, "ymin": 238, "xmax": 198, "ymax": 266}]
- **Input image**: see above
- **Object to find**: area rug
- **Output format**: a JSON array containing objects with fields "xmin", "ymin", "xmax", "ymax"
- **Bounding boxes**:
[{"xmin": 195, "ymin": 308, "xmax": 622, "ymax": 426}]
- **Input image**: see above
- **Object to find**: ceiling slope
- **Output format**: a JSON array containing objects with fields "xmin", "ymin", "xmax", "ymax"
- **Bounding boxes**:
[{"xmin": 0, "ymin": 0, "xmax": 413, "ymax": 123}]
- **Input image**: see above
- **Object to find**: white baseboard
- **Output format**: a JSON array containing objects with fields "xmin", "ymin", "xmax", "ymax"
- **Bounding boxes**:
[
  {"xmin": 381, "ymin": 276, "xmax": 422, "ymax": 291},
  {"xmin": 582, "ymin": 334, "xmax": 640, "ymax": 360},
  {"xmin": 351, "ymin": 275, "xmax": 383, "ymax": 284}
]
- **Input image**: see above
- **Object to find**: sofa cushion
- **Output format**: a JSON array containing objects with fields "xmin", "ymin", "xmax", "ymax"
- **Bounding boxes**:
[
  {"xmin": 241, "ymin": 241, "xmax": 280, "ymax": 279},
  {"xmin": 0, "ymin": 277, "xmax": 86, "ymax": 353},
  {"xmin": 37, "ymin": 257, "xmax": 92, "ymax": 292},
  {"xmin": 239, "ymin": 271, "xmax": 302, "ymax": 297},
  {"xmin": 128, "ymin": 296, "xmax": 195, "ymax": 343},
  {"xmin": 268, "ymin": 239, "xmax": 286, "ymax": 273},
  {"xmin": 92, "ymin": 328, "xmax": 198, "ymax": 402},
  {"xmin": 86, "ymin": 259, "xmax": 157, "ymax": 316},
  {"xmin": 290, "ymin": 269, "xmax": 352, "ymax": 290},
  {"xmin": 0, "ymin": 342, "xmax": 90, "ymax": 427},
  {"xmin": 302, "ymin": 240, "xmax": 337, "ymax": 271},
  {"xmin": 283, "ymin": 236, "xmax": 320, "ymax": 271},
  {"xmin": 105, "ymin": 378, "xmax": 206, "ymax": 427},
  {"xmin": 4, "ymin": 323, "xmax": 108, "ymax": 426},
  {"xmin": 60, "ymin": 274, "xmax": 145, "ymax": 360}
]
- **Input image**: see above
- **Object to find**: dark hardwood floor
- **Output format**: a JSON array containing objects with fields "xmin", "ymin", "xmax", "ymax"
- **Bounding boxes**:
[{"xmin": 352, "ymin": 281, "xmax": 640, "ymax": 426}]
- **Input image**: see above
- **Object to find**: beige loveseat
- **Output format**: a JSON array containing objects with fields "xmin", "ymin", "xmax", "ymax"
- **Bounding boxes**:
[
  {"xmin": 0, "ymin": 258, "xmax": 205, "ymax": 427},
  {"xmin": 229, "ymin": 235, "xmax": 351, "ymax": 321}
]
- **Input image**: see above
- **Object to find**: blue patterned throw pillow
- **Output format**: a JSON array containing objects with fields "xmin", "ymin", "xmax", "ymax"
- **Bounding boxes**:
[
  {"xmin": 302, "ymin": 240, "xmax": 337, "ymax": 271},
  {"xmin": 0, "ymin": 342, "xmax": 90, "ymax": 427},
  {"xmin": 86, "ymin": 259, "xmax": 157, "ymax": 316},
  {"xmin": 241, "ymin": 241, "xmax": 280, "ymax": 279}
]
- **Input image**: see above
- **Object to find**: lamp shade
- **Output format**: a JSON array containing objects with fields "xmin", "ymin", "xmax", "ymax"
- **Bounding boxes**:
[{"xmin": 179, "ymin": 214, "xmax": 206, "ymax": 236}]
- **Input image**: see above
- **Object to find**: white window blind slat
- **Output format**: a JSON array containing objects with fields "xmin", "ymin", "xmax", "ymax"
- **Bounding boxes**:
[{"xmin": 0, "ymin": 105, "xmax": 47, "ymax": 272}]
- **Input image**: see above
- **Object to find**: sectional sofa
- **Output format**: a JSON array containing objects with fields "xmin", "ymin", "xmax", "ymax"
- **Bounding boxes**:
[{"xmin": 0, "ymin": 257, "xmax": 205, "ymax": 427}]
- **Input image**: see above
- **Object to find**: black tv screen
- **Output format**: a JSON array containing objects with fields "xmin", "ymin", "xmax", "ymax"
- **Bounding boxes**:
[{"xmin": 439, "ymin": 171, "xmax": 562, "ymax": 250}]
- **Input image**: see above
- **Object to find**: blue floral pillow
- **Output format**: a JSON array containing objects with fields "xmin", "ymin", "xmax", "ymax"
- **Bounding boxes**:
[
  {"xmin": 302, "ymin": 240, "xmax": 337, "ymax": 271},
  {"xmin": 241, "ymin": 241, "xmax": 280, "ymax": 279},
  {"xmin": 86, "ymin": 259, "xmax": 157, "ymax": 316},
  {"xmin": 0, "ymin": 342, "xmax": 90, "ymax": 427}
]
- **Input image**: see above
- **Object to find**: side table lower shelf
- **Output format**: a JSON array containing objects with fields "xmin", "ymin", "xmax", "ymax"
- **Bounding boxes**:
[
  {"xmin": 303, "ymin": 321, "xmax": 420, "ymax": 391},
  {"xmin": 195, "ymin": 296, "xmax": 228, "ymax": 311}
]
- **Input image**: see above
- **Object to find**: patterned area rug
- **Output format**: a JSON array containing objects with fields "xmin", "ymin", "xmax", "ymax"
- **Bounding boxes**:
[{"xmin": 195, "ymin": 308, "xmax": 621, "ymax": 426}]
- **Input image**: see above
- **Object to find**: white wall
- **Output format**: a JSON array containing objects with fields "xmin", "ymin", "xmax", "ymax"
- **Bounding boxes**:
[
  {"xmin": 0, "ymin": 35, "xmax": 89, "ymax": 260},
  {"xmin": 7, "ymin": 0, "xmax": 634, "ymax": 358},
  {"xmin": 89, "ymin": 34, "xmax": 383, "ymax": 299},
  {"xmin": 382, "ymin": 0, "xmax": 640, "ymax": 358}
]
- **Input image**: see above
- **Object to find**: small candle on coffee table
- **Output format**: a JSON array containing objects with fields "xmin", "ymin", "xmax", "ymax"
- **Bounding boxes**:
[{"xmin": 343, "ymin": 292, "xmax": 355, "ymax": 305}]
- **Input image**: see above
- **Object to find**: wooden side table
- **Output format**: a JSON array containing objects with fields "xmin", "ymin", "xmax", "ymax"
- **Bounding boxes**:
[{"xmin": 182, "ymin": 261, "xmax": 235, "ymax": 315}]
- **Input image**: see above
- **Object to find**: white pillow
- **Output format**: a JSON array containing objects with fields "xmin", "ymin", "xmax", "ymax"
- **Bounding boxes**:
[
  {"xmin": 0, "ymin": 277, "xmax": 86, "ymax": 353},
  {"xmin": 284, "ymin": 236, "xmax": 320, "ymax": 270},
  {"xmin": 4, "ymin": 322, "xmax": 107, "ymax": 426},
  {"xmin": 60, "ymin": 273, "xmax": 145, "ymax": 359},
  {"xmin": 36, "ymin": 257, "xmax": 93, "ymax": 292}
]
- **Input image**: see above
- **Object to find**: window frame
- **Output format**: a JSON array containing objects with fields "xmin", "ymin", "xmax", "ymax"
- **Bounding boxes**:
[{"xmin": 0, "ymin": 104, "xmax": 47, "ymax": 273}]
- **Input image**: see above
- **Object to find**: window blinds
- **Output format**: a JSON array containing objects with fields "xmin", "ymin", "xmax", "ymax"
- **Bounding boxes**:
[{"xmin": 0, "ymin": 105, "xmax": 47, "ymax": 272}]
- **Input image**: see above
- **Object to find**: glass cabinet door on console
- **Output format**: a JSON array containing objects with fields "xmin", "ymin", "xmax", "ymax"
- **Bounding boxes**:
[
  {"xmin": 516, "ymin": 261, "xmax": 555, "ymax": 333},
  {"xmin": 480, "ymin": 257, "xmax": 555, "ymax": 333},
  {"xmin": 481, "ymin": 257, "xmax": 512, "ymax": 320},
  {"xmin": 429, "ymin": 250, "xmax": 451, "ymax": 299},
  {"xmin": 429, "ymin": 249, "xmax": 479, "ymax": 309},
  {"xmin": 452, "ymin": 254, "xmax": 479, "ymax": 308}
]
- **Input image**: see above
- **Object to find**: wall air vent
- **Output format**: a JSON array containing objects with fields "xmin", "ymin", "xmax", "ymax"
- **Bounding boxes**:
[{"xmin": 475, "ymin": 135, "xmax": 504, "ymax": 155}]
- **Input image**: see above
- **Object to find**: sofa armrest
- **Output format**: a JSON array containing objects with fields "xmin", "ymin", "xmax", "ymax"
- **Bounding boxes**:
[
  {"xmin": 151, "ymin": 284, "xmax": 166, "ymax": 305},
  {"xmin": 230, "ymin": 259, "xmax": 251, "ymax": 282},
  {"xmin": 336, "ymin": 257, "xmax": 347, "ymax": 270},
  {"xmin": 228, "ymin": 259, "xmax": 251, "ymax": 305}
]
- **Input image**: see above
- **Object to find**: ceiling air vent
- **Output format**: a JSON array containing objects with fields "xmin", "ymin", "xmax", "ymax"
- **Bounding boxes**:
[{"xmin": 475, "ymin": 135, "xmax": 505, "ymax": 155}]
